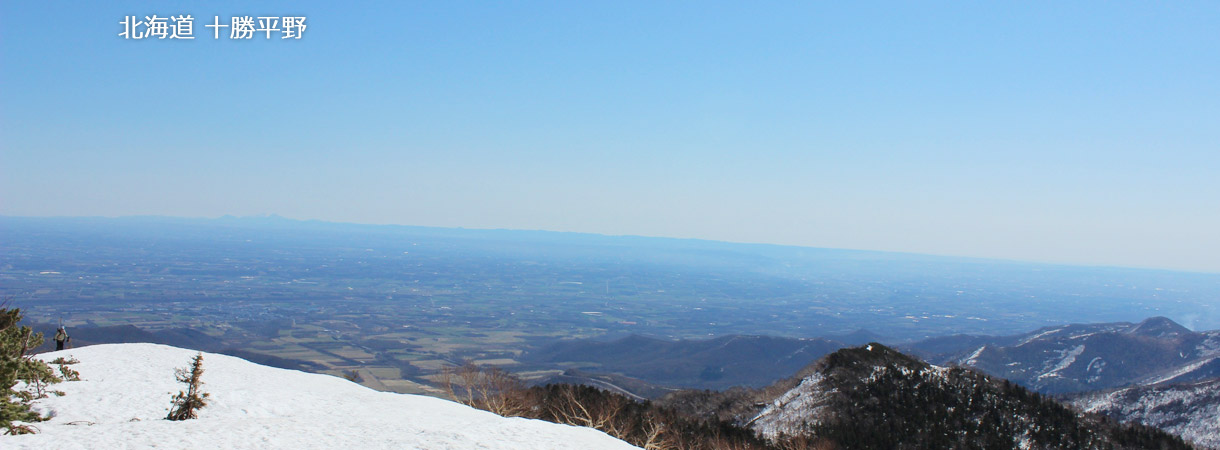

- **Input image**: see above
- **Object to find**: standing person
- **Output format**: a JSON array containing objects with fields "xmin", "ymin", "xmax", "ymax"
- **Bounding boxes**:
[{"xmin": 54, "ymin": 326, "xmax": 69, "ymax": 351}]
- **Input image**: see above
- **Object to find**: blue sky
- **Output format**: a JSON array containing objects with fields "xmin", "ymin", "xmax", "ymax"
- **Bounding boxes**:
[{"xmin": 2, "ymin": 1, "xmax": 1219, "ymax": 272}]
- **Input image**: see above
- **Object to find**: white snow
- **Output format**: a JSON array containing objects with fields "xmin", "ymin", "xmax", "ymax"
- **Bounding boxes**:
[
  {"xmin": 1072, "ymin": 378, "xmax": 1220, "ymax": 448},
  {"xmin": 1035, "ymin": 345, "xmax": 1084, "ymax": 381},
  {"xmin": 961, "ymin": 345, "xmax": 987, "ymax": 366},
  {"xmin": 1084, "ymin": 357, "xmax": 1106, "ymax": 383},
  {"xmin": 749, "ymin": 373, "xmax": 833, "ymax": 439},
  {"xmin": 7, "ymin": 344, "xmax": 639, "ymax": 450},
  {"xmin": 1196, "ymin": 334, "xmax": 1220, "ymax": 357},
  {"xmin": 1141, "ymin": 356, "xmax": 1218, "ymax": 386},
  {"xmin": 1017, "ymin": 328, "xmax": 1061, "ymax": 347}
]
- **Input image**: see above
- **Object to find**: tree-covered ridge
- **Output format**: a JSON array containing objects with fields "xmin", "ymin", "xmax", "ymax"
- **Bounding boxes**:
[{"xmin": 757, "ymin": 344, "xmax": 1193, "ymax": 449}]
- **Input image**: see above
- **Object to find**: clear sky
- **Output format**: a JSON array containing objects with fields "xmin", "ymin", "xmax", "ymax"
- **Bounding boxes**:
[{"xmin": 2, "ymin": 1, "xmax": 1218, "ymax": 272}]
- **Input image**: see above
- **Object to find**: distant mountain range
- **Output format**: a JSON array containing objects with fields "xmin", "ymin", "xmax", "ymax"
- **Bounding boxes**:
[
  {"xmin": 527, "ymin": 317, "xmax": 1220, "ymax": 447},
  {"xmin": 30, "ymin": 324, "xmax": 326, "ymax": 373},
  {"xmin": 523, "ymin": 334, "xmax": 847, "ymax": 390},
  {"xmin": 524, "ymin": 316, "xmax": 1220, "ymax": 397},
  {"xmin": 31, "ymin": 324, "xmax": 224, "ymax": 353},
  {"xmin": 913, "ymin": 316, "xmax": 1220, "ymax": 394}
]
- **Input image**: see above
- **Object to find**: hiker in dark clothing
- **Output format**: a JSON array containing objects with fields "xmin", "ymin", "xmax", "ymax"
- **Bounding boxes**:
[{"xmin": 55, "ymin": 326, "xmax": 69, "ymax": 351}]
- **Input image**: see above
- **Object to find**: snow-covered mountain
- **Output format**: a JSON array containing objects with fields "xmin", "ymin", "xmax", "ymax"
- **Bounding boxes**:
[
  {"xmin": 913, "ymin": 317, "xmax": 1220, "ymax": 394},
  {"xmin": 1070, "ymin": 377, "xmax": 1220, "ymax": 449},
  {"xmin": 734, "ymin": 344, "xmax": 1192, "ymax": 448},
  {"xmin": 7, "ymin": 344, "xmax": 639, "ymax": 450}
]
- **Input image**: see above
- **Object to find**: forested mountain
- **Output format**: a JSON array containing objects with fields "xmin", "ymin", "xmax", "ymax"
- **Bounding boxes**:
[{"xmin": 657, "ymin": 344, "xmax": 1192, "ymax": 449}]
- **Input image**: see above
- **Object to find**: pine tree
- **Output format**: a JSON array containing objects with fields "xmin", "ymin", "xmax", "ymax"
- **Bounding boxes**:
[
  {"xmin": 166, "ymin": 353, "xmax": 209, "ymax": 421},
  {"xmin": 0, "ymin": 306, "xmax": 60, "ymax": 434}
]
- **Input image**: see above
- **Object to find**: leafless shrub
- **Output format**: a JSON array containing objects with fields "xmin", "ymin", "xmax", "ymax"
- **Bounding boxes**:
[
  {"xmin": 439, "ymin": 361, "xmax": 533, "ymax": 417},
  {"xmin": 547, "ymin": 384, "xmax": 631, "ymax": 434},
  {"xmin": 638, "ymin": 420, "xmax": 676, "ymax": 450},
  {"xmin": 438, "ymin": 367, "xmax": 787, "ymax": 450},
  {"xmin": 3, "ymin": 424, "xmax": 39, "ymax": 435}
]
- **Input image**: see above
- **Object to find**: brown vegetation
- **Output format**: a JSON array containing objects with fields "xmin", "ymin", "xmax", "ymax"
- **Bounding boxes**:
[
  {"xmin": 439, "ymin": 361, "xmax": 534, "ymax": 417},
  {"xmin": 166, "ymin": 353, "xmax": 209, "ymax": 421},
  {"xmin": 438, "ymin": 362, "xmax": 832, "ymax": 450}
]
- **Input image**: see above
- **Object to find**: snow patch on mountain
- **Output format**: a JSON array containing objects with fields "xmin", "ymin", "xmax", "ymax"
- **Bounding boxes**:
[
  {"xmin": 1072, "ymin": 378, "xmax": 1220, "ymax": 449},
  {"xmin": 1197, "ymin": 333, "xmax": 1220, "ymax": 356},
  {"xmin": 1017, "ymin": 328, "xmax": 1062, "ymax": 346},
  {"xmin": 748, "ymin": 373, "xmax": 833, "ymax": 439},
  {"xmin": 1085, "ymin": 357, "xmax": 1106, "ymax": 383},
  {"xmin": 961, "ymin": 345, "xmax": 986, "ymax": 366},
  {"xmin": 1036, "ymin": 344, "xmax": 1084, "ymax": 381},
  {"xmin": 749, "ymin": 362, "xmax": 955, "ymax": 440},
  {"xmin": 5, "ymin": 344, "xmax": 638, "ymax": 450},
  {"xmin": 1142, "ymin": 356, "xmax": 1219, "ymax": 386}
]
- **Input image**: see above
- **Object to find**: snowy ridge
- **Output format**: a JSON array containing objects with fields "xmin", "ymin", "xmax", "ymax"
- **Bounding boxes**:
[
  {"xmin": 7, "ymin": 344, "xmax": 638, "ymax": 450},
  {"xmin": 937, "ymin": 317, "xmax": 1220, "ymax": 395},
  {"xmin": 1071, "ymin": 378, "xmax": 1220, "ymax": 449},
  {"xmin": 1140, "ymin": 356, "xmax": 1219, "ymax": 386},
  {"xmin": 748, "ymin": 373, "xmax": 833, "ymax": 439}
]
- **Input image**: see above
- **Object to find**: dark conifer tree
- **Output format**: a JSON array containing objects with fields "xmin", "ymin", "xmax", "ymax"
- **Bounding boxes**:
[{"xmin": 0, "ymin": 306, "xmax": 61, "ymax": 434}]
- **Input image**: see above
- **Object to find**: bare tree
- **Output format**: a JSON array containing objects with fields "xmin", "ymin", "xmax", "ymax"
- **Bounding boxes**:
[
  {"xmin": 544, "ymin": 384, "xmax": 672, "ymax": 446},
  {"xmin": 439, "ymin": 361, "xmax": 532, "ymax": 417},
  {"xmin": 638, "ymin": 419, "xmax": 672, "ymax": 450}
]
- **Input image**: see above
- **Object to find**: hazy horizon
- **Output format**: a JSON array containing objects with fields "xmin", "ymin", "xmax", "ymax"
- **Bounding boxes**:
[
  {"xmin": 6, "ymin": 213, "xmax": 1219, "ymax": 276},
  {"xmin": 3, "ymin": 2, "xmax": 1218, "ymax": 272}
]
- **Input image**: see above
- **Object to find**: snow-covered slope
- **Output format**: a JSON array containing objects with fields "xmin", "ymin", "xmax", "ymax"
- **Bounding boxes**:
[
  {"xmin": 1071, "ymin": 377, "xmax": 1220, "ymax": 449},
  {"xmin": 918, "ymin": 317, "xmax": 1220, "ymax": 394},
  {"xmin": 748, "ymin": 372, "xmax": 833, "ymax": 439},
  {"xmin": 7, "ymin": 344, "xmax": 639, "ymax": 450}
]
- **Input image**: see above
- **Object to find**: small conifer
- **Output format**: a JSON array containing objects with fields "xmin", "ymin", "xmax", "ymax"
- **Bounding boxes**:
[{"xmin": 166, "ymin": 353, "xmax": 209, "ymax": 421}]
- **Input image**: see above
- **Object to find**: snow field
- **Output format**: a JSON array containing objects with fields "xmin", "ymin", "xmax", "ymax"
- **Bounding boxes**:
[{"xmin": 8, "ymin": 344, "xmax": 639, "ymax": 450}]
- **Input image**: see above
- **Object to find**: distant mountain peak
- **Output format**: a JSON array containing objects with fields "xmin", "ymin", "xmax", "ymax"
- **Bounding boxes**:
[
  {"xmin": 1128, "ymin": 316, "xmax": 1192, "ymax": 339},
  {"xmin": 817, "ymin": 343, "xmax": 921, "ymax": 372},
  {"xmin": 829, "ymin": 329, "xmax": 887, "ymax": 346}
]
